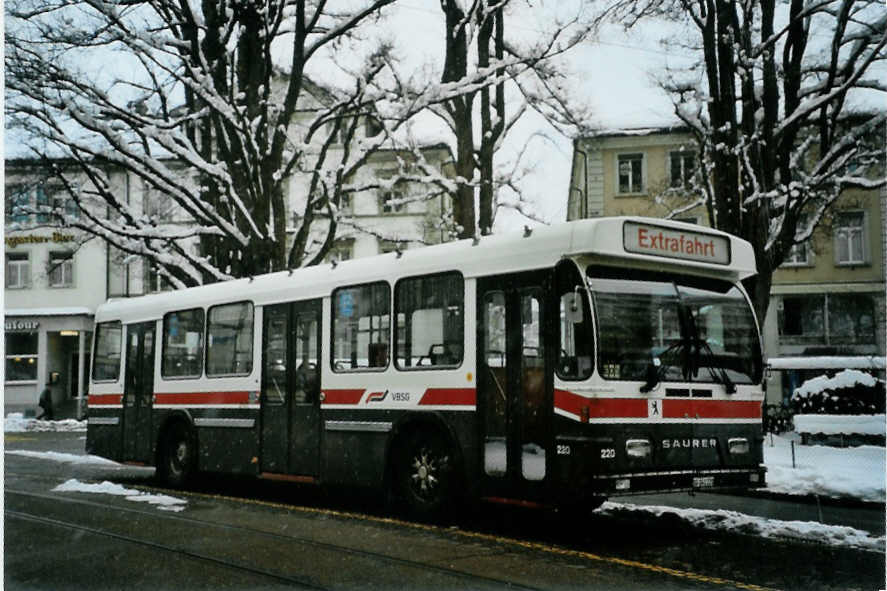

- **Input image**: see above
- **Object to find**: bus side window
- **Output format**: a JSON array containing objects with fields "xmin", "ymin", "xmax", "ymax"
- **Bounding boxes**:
[
  {"xmin": 394, "ymin": 272, "xmax": 464, "ymax": 370},
  {"xmin": 332, "ymin": 282, "xmax": 390, "ymax": 371},
  {"xmin": 162, "ymin": 308, "xmax": 205, "ymax": 379},
  {"xmin": 206, "ymin": 301, "xmax": 254, "ymax": 377}
]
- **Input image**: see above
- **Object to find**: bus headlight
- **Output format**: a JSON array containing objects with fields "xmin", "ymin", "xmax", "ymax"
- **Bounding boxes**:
[
  {"xmin": 626, "ymin": 439, "xmax": 651, "ymax": 458},
  {"xmin": 728, "ymin": 437, "xmax": 749, "ymax": 455}
]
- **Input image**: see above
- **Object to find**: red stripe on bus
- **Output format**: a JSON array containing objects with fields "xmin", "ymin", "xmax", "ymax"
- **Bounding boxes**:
[
  {"xmin": 663, "ymin": 399, "xmax": 762, "ymax": 419},
  {"xmin": 154, "ymin": 391, "xmax": 251, "ymax": 405},
  {"xmin": 419, "ymin": 388, "xmax": 476, "ymax": 406},
  {"xmin": 554, "ymin": 390, "xmax": 647, "ymax": 419},
  {"xmin": 88, "ymin": 394, "xmax": 123, "ymax": 405},
  {"xmin": 322, "ymin": 389, "xmax": 366, "ymax": 405}
]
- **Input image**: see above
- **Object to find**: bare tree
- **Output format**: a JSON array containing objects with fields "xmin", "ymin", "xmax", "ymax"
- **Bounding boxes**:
[
  {"xmin": 6, "ymin": 0, "xmax": 400, "ymax": 286},
  {"xmin": 419, "ymin": 0, "xmax": 595, "ymax": 238},
  {"xmin": 603, "ymin": 0, "xmax": 887, "ymax": 321}
]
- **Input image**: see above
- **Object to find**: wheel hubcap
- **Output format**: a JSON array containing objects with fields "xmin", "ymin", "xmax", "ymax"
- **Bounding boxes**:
[{"xmin": 409, "ymin": 446, "xmax": 447, "ymax": 501}]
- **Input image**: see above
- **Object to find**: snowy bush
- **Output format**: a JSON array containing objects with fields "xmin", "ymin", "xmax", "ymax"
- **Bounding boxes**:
[{"xmin": 791, "ymin": 369, "xmax": 885, "ymax": 416}]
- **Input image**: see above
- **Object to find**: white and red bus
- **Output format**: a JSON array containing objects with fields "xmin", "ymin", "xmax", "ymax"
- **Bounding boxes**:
[{"xmin": 87, "ymin": 217, "xmax": 766, "ymax": 516}]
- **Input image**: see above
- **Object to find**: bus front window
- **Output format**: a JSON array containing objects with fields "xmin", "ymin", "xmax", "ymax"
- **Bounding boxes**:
[
  {"xmin": 588, "ymin": 266, "xmax": 761, "ymax": 386},
  {"xmin": 678, "ymin": 284, "xmax": 762, "ymax": 385},
  {"xmin": 590, "ymin": 274, "xmax": 685, "ymax": 382}
]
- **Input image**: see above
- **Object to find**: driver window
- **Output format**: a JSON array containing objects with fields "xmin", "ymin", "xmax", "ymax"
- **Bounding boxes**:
[{"xmin": 555, "ymin": 262, "xmax": 593, "ymax": 380}]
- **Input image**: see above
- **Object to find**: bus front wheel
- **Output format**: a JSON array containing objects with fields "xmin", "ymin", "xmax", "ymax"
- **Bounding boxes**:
[
  {"xmin": 159, "ymin": 423, "xmax": 196, "ymax": 488},
  {"xmin": 395, "ymin": 430, "xmax": 455, "ymax": 519}
]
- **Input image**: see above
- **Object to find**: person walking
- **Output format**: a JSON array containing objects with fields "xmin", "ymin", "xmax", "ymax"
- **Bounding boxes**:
[{"xmin": 37, "ymin": 387, "xmax": 54, "ymax": 420}]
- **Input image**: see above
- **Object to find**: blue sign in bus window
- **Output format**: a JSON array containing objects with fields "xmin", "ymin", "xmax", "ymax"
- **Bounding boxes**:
[{"xmin": 339, "ymin": 291, "xmax": 355, "ymax": 318}]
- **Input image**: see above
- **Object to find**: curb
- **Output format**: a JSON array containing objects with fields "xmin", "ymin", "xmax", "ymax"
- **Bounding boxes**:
[{"xmin": 715, "ymin": 488, "xmax": 884, "ymax": 510}]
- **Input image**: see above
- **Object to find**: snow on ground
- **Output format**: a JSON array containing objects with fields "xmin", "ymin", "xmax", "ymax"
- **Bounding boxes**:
[
  {"xmin": 53, "ymin": 479, "xmax": 188, "ymax": 512},
  {"xmin": 598, "ymin": 502, "xmax": 885, "ymax": 553},
  {"xmin": 7, "ymin": 416, "xmax": 885, "ymax": 549},
  {"xmin": 4, "ymin": 413, "xmax": 86, "ymax": 433},
  {"xmin": 6, "ymin": 450, "xmax": 119, "ymax": 465},
  {"xmin": 763, "ymin": 434, "xmax": 885, "ymax": 503}
]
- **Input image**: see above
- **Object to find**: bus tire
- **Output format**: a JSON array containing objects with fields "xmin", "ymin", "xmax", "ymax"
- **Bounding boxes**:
[
  {"xmin": 395, "ymin": 429, "xmax": 455, "ymax": 520},
  {"xmin": 159, "ymin": 422, "xmax": 196, "ymax": 488}
]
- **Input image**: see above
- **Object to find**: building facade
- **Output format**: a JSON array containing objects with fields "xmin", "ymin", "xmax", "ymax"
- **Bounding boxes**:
[
  {"xmin": 5, "ymin": 129, "xmax": 454, "ymax": 419},
  {"xmin": 568, "ymin": 127, "xmax": 886, "ymax": 404},
  {"xmin": 4, "ymin": 161, "xmax": 130, "ymax": 417}
]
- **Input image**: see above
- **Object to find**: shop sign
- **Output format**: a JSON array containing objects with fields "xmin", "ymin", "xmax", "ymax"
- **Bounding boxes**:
[
  {"xmin": 5, "ymin": 319, "xmax": 40, "ymax": 331},
  {"xmin": 5, "ymin": 233, "xmax": 75, "ymax": 248}
]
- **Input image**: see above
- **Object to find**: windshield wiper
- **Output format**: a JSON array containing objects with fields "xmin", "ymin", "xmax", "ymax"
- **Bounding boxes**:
[
  {"xmin": 640, "ymin": 339, "xmax": 687, "ymax": 393},
  {"xmin": 694, "ymin": 339, "xmax": 736, "ymax": 394}
]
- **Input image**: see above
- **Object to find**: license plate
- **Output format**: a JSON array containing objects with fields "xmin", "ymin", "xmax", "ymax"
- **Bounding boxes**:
[{"xmin": 693, "ymin": 476, "xmax": 715, "ymax": 488}]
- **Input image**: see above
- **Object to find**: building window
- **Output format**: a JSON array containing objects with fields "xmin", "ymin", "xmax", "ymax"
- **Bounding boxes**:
[
  {"xmin": 144, "ymin": 261, "xmax": 172, "ymax": 293},
  {"xmin": 5, "ymin": 332, "xmax": 39, "ymax": 382},
  {"xmin": 92, "ymin": 321, "xmax": 122, "ymax": 382},
  {"xmin": 365, "ymin": 116, "xmax": 384, "ymax": 138},
  {"xmin": 35, "ymin": 186, "xmax": 52, "ymax": 224},
  {"xmin": 783, "ymin": 242, "xmax": 810, "ymax": 266},
  {"xmin": 6, "ymin": 185, "xmax": 31, "ymax": 225},
  {"xmin": 379, "ymin": 239, "xmax": 406, "ymax": 255},
  {"xmin": 162, "ymin": 308, "xmax": 205, "ymax": 378},
  {"xmin": 325, "ymin": 238, "xmax": 354, "ymax": 263},
  {"xmin": 394, "ymin": 272, "xmax": 464, "ymax": 369},
  {"xmin": 332, "ymin": 282, "xmax": 390, "ymax": 371},
  {"xmin": 206, "ymin": 302, "xmax": 254, "ymax": 377},
  {"xmin": 835, "ymin": 211, "xmax": 866, "ymax": 265},
  {"xmin": 48, "ymin": 252, "xmax": 74, "ymax": 288},
  {"xmin": 778, "ymin": 293, "xmax": 876, "ymax": 345},
  {"xmin": 6, "ymin": 253, "xmax": 31, "ymax": 289},
  {"xmin": 781, "ymin": 214, "xmax": 814, "ymax": 267},
  {"xmin": 827, "ymin": 294, "xmax": 876, "ymax": 344},
  {"xmin": 379, "ymin": 190, "xmax": 405, "ymax": 214},
  {"xmin": 669, "ymin": 151, "xmax": 696, "ymax": 188},
  {"xmin": 617, "ymin": 153, "xmax": 644, "ymax": 194},
  {"xmin": 339, "ymin": 193, "xmax": 353, "ymax": 214},
  {"xmin": 779, "ymin": 295, "xmax": 825, "ymax": 340}
]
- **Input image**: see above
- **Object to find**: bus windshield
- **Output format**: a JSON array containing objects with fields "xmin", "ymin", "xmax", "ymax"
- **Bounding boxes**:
[{"xmin": 588, "ymin": 266, "xmax": 762, "ymax": 386}]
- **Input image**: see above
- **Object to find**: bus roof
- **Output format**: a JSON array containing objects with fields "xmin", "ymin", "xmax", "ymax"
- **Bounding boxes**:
[{"xmin": 95, "ymin": 217, "xmax": 757, "ymax": 323}]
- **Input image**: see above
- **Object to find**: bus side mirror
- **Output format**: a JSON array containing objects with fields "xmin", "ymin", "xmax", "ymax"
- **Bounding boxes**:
[{"xmin": 565, "ymin": 287, "xmax": 584, "ymax": 324}]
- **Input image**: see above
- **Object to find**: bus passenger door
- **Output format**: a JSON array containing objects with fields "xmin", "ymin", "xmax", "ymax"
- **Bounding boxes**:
[
  {"xmin": 260, "ymin": 300, "xmax": 322, "ymax": 477},
  {"xmin": 261, "ymin": 304, "xmax": 289, "ymax": 473},
  {"xmin": 122, "ymin": 321, "xmax": 155, "ymax": 462},
  {"xmin": 478, "ymin": 274, "xmax": 550, "ymax": 491},
  {"xmin": 288, "ymin": 300, "xmax": 321, "ymax": 476}
]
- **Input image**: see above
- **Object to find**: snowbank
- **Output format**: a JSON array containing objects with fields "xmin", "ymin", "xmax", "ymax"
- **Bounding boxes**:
[
  {"xmin": 4, "ymin": 413, "xmax": 86, "ymax": 433},
  {"xmin": 763, "ymin": 434, "xmax": 885, "ymax": 503},
  {"xmin": 793, "ymin": 414, "xmax": 886, "ymax": 436},
  {"xmin": 599, "ymin": 502, "xmax": 885, "ymax": 553},
  {"xmin": 793, "ymin": 369, "xmax": 877, "ymax": 397},
  {"xmin": 53, "ymin": 479, "xmax": 187, "ymax": 512}
]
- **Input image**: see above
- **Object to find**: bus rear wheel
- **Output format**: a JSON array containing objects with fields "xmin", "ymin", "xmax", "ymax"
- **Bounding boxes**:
[
  {"xmin": 395, "ymin": 430, "xmax": 455, "ymax": 520},
  {"xmin": 159, "ymin": 423, "xmax": 196, "ymax": 488}
]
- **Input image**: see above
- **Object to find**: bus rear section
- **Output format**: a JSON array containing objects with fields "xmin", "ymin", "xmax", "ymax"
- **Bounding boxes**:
[{"xmin": 548, "ymin": 257, "xmax": 765, "ymax": 504}]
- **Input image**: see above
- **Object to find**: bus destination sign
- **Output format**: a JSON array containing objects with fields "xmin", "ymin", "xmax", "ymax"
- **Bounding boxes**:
[{"xmin": 623, "ymin": 221, "xmax": 730, "ymax": 265}]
